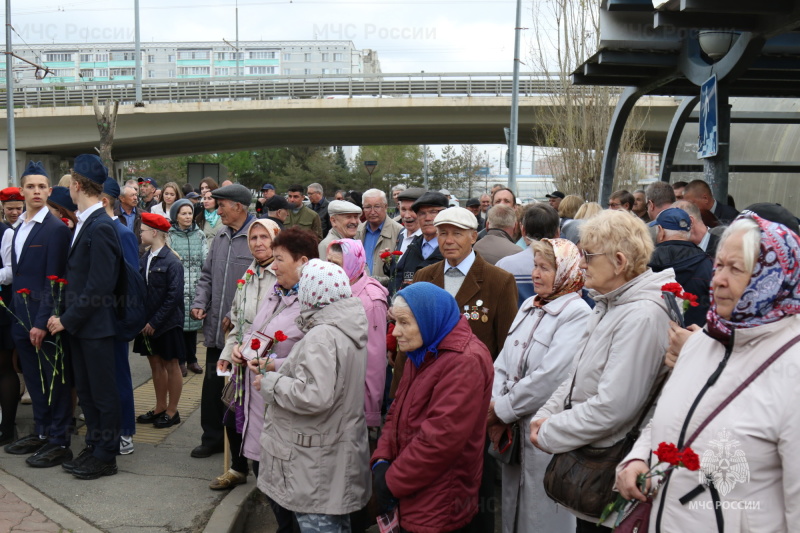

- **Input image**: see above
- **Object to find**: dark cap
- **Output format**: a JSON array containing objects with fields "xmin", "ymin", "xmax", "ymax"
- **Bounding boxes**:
[
  {"xmin": 649, "ymin": 207, "xmax": 692, "ymax": 231},
  {"xmin": 545, "ymin": 191, "xmax": 565, "ymax": 199},
  {"xmin": 73, "ymin": 154, "xmax": 108, "ymax": 185},
  {"xmin": 261, "ymin": 183, "xmax": 275, "ymax": 191},
  {"xmin": 49, "ymin": 186, "xmax": 78, "ymax": 213},
  {"xmin": 103, "ymin": 177, "xmax": 121, "ymax": 198},
  {"xmin": 211, "ymin": 184, "xmax": 252, "ymax": 207},
  {"xmin": 412, "ymin": 191, "xmax": 449, "ymax": 213},
  {"xmin": 744, "ymin": 203, "xmax": 800, "ymax": 235},
  {"xmin": 264, "ymin": 195, "xmax": 290, "ymax": 211},
  {"xmin": 185, "ymin": 191, "xmax": 200, "ymax": 199},
  {"xmin": 466, "ymin": 197, "xmax": 481, "ymax": 208},
  {"xmin": 138, "ymin": 177, "xmax": 158, "ymax": 188},
  {"xmin": 396, "ymin": 187, "xmax": 426, "ymax": 202},
  {"xmin": 21, "ymin": 160, "xmax": 49, "ymax": 179}
]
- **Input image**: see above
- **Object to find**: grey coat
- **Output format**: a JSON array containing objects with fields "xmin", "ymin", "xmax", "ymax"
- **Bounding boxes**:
[
  {"xmin": 191, "ymin": 216, "xmax": 256, "ymax": 348},
  {"xmin": 258, "ymin": 297, "xmax": 371, "ymax": 515},
  {"xmin": 492, "ymin": 293, "xmax": 590, "ymax": 533}
]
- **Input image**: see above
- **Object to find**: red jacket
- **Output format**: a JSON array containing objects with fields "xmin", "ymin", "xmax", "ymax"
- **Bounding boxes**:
[{"xmin": 372, "ymin": 317, "xmax": 494, "ymax": 533}]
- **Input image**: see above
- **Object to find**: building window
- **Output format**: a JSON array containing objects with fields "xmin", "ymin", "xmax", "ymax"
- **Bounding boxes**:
[
  {"xmin": 148, "ymin": 70, "xmax": 156, "ymax": 78},
  {"xmin": 96, "ymin": 69, "xmax": 108, "ymax": 77},
  {"xmin": 304, "ymin": 68, "xmax": 312, "ymax": 75},
  {"xmin": 168, "ymin": 55, "xmax": 175, "ymax": 62},
  {"xmin": 214, "ymin": 67, "xmax": 230, "ymax": 76},
  {"xmin": 178, "ymin": 50, "xmax": 210, "ymax": 60},
  {"xmin": 248, "ymin": 66, "xmax": 275, "ymax": 75},
  {"xmin": 95, "ymin": 53, "xmax": 108, "ymax": 62},
  {"xmin": 321, "ymin": 53, "xmax": 329, "ymax": 61},
  {"xmin": 45, "ymin": 53, "xmax": 74, "ymax": 62},
  {"xmin": 79, "ymin": 69, "xmax": 94, "ymax": 78},
  {"xmin": 282, "ymin": 68, "xmax": 291, "ymax": 75},
  {"xmin": 334, "ymin": 53, "xmax": 343, "ymax": 61},
  {"xmin": 304, "ymin": 53, "xmax": 312, "ymax": 62},
  {"xmin": 334, "ymin": 68, "xmax": 343, "ymax": 74},
  {"xmin": 321, "ymin": 68, "xmax": 330, "ymax": 74},
  {"xmin": 178, "ymin": 66, "xmax": 210, "ymax": 75},
  {"xmin": 148, "ymin": 55, "xmax": 155, "ymax": 63},
  {"xmin": 215, "ymin": 52, "xmax": 242, "ymax": 61},
  {"xmin": 249, "ymin": 51, "xmax": 276, "ymax": 59},
  {"xmin": 110, "ymin": 51, "xmax": 139, "ymax": 61},
  {"xmin": 168, "ymin": 69, "xmax": 175, "ymax": 77},
  {"xmin": 79, "ymin": 54, "xmax": 93, "ymax": 63},
  {"xmin": 110, "ymin": 68, "xmax": 135, "ymax": 76},
  {"xmin": 283, "ymin": 53, "xmax": 292, "ymax": 61}
]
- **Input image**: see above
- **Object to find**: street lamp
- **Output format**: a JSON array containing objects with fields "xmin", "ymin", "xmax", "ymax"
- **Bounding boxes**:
[{"xmin": 364, "ymin": 160, "xmax": 378, "ymax": 188}]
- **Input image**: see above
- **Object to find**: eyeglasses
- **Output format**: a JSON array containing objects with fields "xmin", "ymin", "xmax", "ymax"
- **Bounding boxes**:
[
  {"xmin": 581, "ymin": 250, "xmax": 606, "ymax": 263},
  {"xmin": 363, "ymin": 205, "xmax": 385, "ymax": 211},
  {"xmin": 417, "ymin": 208, "xmax": 445, "ymax": 218},
  {"xmin": 608, "ymin": 202, "xmax": 621, "ymax": 209}
]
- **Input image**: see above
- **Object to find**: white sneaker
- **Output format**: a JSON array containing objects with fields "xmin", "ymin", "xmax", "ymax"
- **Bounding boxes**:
[
  {"xmin": 20, "ymin": 390, "xmax": 32, "ymax": 405},
  {"xmin": 78, "ymin": 413, "xmax": 85, "ymax": 421},
  {"xmin": 119, "ymin": 436, "xmax": 134, "ymax": 455}
]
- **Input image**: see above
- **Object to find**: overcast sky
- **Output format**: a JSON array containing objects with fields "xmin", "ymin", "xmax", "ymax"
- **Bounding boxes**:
[{"xmin": 2, "ymin": 0, "xmax": 533, "ymax": 73}]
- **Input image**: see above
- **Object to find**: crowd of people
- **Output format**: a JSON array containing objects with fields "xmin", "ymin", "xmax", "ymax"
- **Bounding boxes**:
[{"xmin": 1, "ymin": 163, "xmax": 800, "ymax": 533}]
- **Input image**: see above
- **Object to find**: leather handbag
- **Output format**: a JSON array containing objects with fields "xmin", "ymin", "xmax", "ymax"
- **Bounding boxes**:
[
  {"xmin": 615, "ymin": 499, "xmax": 651, "ymax": 533},
  {"xmin": 220, "ymin": 377, "xmax": 238, "ymax": 413},
  {"xmin": 542, "ymin": 372, "xmax": 666, "ymax": 518}
]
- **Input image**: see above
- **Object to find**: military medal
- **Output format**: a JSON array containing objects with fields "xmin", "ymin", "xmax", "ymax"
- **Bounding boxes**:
[
  {"xmin": 464, "ymin": 305, "xmax": 471, "ymax": 320},
  {"xmin": 481, "ymin": 306, "xmax": 489, "ymax": 323}
]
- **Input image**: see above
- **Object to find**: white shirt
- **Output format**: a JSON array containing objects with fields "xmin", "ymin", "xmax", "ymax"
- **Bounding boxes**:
[
  {"xmin": 0, "ymin": 229, "xmax": 13, "ymax": 285},
  {"xmin": 146, "ymin": 246, "xmax": 163, "ymax": 283},
  {"xmin": 698, "ymin": 229, "xmax": 711, "ymax": 252},
  {"xmin": 399, "ymin": 228, "xmax": 422, "ymax": 254},
  {"xmin": 14, "ymin": 207, "xmax": 49, "ymax": 262},
  {"xmin": 72, "ymin": 202, "xmax": 105, "ymax": 246}
]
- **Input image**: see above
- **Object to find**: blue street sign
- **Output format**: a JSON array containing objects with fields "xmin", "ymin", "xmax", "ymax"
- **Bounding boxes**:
[{"xmin": 698, "ymin": 74, "xmax": 718, "ymax": 159}]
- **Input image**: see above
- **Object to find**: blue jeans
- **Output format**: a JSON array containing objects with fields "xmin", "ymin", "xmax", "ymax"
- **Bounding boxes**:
[{"xmin": 295, "ymin": 513, "xmax": 351, "ymax": 533}]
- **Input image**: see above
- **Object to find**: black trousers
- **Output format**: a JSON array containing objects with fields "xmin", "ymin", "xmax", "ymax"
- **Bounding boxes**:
[
  {"xmin": 15, "ymin": 331, "xmax": 73, "ymax": 446},
  {"xmin": 576, "ymin": 518, "xmax": 612, "ymax": 533},
  {"xmin": 473, "ymin": 443, "xmax": 497, "ymax": 532},
  {"xmin": 200, "ymin": 346, "xmax": 225, "ymax": 449},
  {"xmin": 70, "ymin": 336, "xmax": 119, "ymax": 461},
  {"xmin": 181, "ymin": 330, "xmax": 198, "ymax": 365}
]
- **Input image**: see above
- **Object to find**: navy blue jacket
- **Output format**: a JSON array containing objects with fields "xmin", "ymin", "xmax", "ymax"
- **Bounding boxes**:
[
  {"xmin": 139, "ymin": 246, "xmax": 184, "ymax": 336},
  {"xmin": 648, "ymin": 239, "xmax": 713, "ymax": 327},
  {"xmin": 11, "ymin": 211, "xmax": 72, "ymax": 331},
  {"xmin": 60, "ymin": 209, "xmax": 122, "ymax": 339},
  {"xmin": 114, "ymin": 218, "xmax": 140, "ymax": 268},
  {"xmin": 0, "ymin": 222, "xmax": 12, "ymax": 328}
]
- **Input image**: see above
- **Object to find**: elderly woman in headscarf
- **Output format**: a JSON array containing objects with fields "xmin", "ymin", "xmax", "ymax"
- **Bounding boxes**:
[
  {"xmin": 616, "ymin": 212, "xmax": 800, "ymax": 533},
  {"xmin": 489, "ymin": 238, "xmax": 591, "ymax": 533},
  {"xmin": 210, "ymin": 219, "xmax": 302, "ymax": 493},
  {"xmin": 326, "ymin": 238, "xmax": 389, "ymax": 431},
  {"xmin": 372, "ymin": 282, "xmax": 494, "ymax": 533},
  {"xmin": 253, "ymin": 258, "xmax": 370, "ymax": 532}
]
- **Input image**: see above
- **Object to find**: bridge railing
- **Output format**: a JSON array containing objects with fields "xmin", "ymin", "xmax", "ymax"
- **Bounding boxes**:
[{"xmin": 0, "ymin": 72, "xmax": 564, "ymax": 108}]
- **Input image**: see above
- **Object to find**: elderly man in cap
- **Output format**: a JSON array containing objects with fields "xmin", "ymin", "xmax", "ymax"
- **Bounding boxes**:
[
  {"xmin": 47, "ymin": 154, "xmax": 123, "ymax": 479},
  {"xmin": 394, "ymin": 187, "xmax": 424, "ymax": 253},
  {"xmin": 473, "ymin": 204, "xmax": 522, "ymax": 265},
  {"xmin": 255, "ymin": 183, "xmax": 276, "ymax": 218},
  {"xmin": 546, "ymin": 190, "xmax": 564, "ymax": 210},
  {"xmin": 263, "ymin": 195, "xmax": 289, "ymax": 228},
  {"xmin": 307, "ymin": 182, "xmax": 331, "ymax": 237},
  {"xmin": 408, "ymin": 206, "xmax": 517, "ymax": 532},
  {"xmin": 648, "ymin": 207, "xmax": 713, "ymax": 327},
  {"xmin": 318, "ymin": 199, "xmax": 362, "ymax": 259},
  {"xmin": 465, "ymin": 197, "xmax": 486, "ymax": 231},
  {"xmin": 137, "ymin": 177, "xmax": 159, "ymax": 212},
  {"xmin": 0, "ymin": 187, "xmax": 24, "ymax": 227},
  {"xmin": 387, "ymin": 191, "xmax": 447, "ymax": 295},
  {"xmin": 1, "ymin": 162, "xmax": 72, "ymax": 466},
  {"xmin": 356, "ymin": 188, "xmax": 403, "ymax": 286},
  {"xmin": 101, "ymin": 178, "xmax": 140, "ymax": 454},
  {"xmin": 189, "ymin": 183, "xmax": 256, "ymax": 458}
]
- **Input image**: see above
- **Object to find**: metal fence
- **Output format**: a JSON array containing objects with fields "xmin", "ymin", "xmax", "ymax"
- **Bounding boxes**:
[{"xmin": 0, "ymin": 72, "xmax": 563, "ymax": 108}]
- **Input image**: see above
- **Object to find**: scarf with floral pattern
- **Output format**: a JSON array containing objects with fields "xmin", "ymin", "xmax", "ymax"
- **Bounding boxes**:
[{"xmin": 533, "ymin": 238, "xmax": 585, "ymax": 306}]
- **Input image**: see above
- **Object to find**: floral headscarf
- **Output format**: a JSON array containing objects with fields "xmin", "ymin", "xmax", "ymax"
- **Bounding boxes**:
[
  {"xmin": 298, "ymin": 258, "xmax": 353, "ymax": 311},
  {"xmin": 533, "ymin": 238, "xmax": 585, "ymax": 306},
  {"xmin": 327, "ymin": 238, "xmax": 366, "ymax": 283},
  {"xmin": 706, "ymin": 211, "xmax": 800, "ymax": 343}
]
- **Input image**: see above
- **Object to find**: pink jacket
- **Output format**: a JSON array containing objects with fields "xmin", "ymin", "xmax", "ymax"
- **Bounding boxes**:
[
  {"xmin": 351, "ymin": 273, "xmax": 389, "ymax": 427},
  {"xmin": 239, "ymin": 289, "xmax": 302, "ymax": 461}
]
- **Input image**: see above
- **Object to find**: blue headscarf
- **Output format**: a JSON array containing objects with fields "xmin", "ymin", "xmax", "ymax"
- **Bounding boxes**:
[{"xmin": 396, "ymin": 282, "xmax": 462, "ymax": 368}]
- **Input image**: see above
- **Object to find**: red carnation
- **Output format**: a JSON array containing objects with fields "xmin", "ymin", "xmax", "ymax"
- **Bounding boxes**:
[
  {"xmin": 46, "ymin": 275, "xmax": 59, "ymax": 281},
  {"xmin": 251, "ymin": 338, "xmax": 261, "ymax": 351},
  {"xmin": 57, "ymin": 279, "xmax": 68, "ymax": 285},
  {"xmin": 654, "ymin": 442, "xmax": 682, "ymax": 466},
  {"xmin": 274, "ymin": 330, "xmax": 288, "ymax": 342},
  {"xmin": 392, "ymin": 250, "xmax": 403, "ymax": 256},
  {"xmin": 61, "ymin": 217, "xmax": 70, "ymax": 225},
  {"xmin": 380, "ymin": 251, "xmax": 391, "ymax": 260},
  {"xmin": 236, "ymin": 279, "xmax": 246, "ymax": 286},
  {"xmin": 16, "ymin": 288, "xmax": 31, "ymax": 296},
  {"xmin": 661, "ymin": 283, "xmax": 683, "ymax": 297},
  {"xmin": 246, "ymin": 269, "xmax": 256, "ymax": 276},
  {"xmin": 680, "ymin": 448, "xmax": 701, "ymax": 471},
  {"xmin": 682, "ymin": 292, "xmax": 700, "ymax": 307}
]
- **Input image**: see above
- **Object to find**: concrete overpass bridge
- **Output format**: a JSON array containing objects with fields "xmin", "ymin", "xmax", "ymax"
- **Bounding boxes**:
[{"xmin": 0, "ymin": 73, "xmax": 678, "ymax": 175}]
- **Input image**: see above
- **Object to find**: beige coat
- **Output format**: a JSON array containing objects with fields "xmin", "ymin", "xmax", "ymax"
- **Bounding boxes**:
[
  {"xmin": 619, "ymin": 314, "xmax": 800, "ymax": 533},
  {"xmin": 533, "ymin": 268, "xmax": 675, "ymax": 524},
  {"xmin": 258, "ymin": 297, "xmax": 371, "ymax": 515},
  {"xmin": 356, "ymin": 216, "xmax": 403, "ymax": 286}
]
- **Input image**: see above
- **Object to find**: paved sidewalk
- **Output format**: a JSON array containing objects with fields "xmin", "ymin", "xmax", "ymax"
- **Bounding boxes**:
[{"xmin": 0, "ymin": 484, "xmax": 63, "ymax": 533}]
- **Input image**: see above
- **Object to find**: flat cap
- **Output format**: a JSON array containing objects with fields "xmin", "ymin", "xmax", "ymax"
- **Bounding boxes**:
[
  {"xmin": 142, "ymin": 212, "xmax": 172, "ymax": 232},
  {"xmin": 466, "ymin": 197, "xmax": 480, "ymax": 208},
  {"xmin": 73, "ymin": 154, "xmax": 108, "ymax": 185},
  {"xmin": 397, "ymin": 187, "xmax": 426, "ymax": 202},
  {"xmin": 211, "ymin": 184, "xmax": 252, "ymax": 207},
  {"xmin": 546, "ymin": 191, "xmax": 565, "ymax": 199},
  {"xmin": 328, "ymin": 200, "xmax": 362, "ymax": 216},
  {"xmin": 412, "ymin": 191, "xmax": 449, "ymax": 212},
  {"xmin": 434, "ymin": 207, "xmax": 478, "ymax": 230},
  {"xmin": 264, "ymin": 195, "xmax": 290, "ymax": 211}
]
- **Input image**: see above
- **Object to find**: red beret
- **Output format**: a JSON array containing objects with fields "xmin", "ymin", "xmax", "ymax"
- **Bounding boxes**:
[
  {"xmin": 0, "ymin": 187, "xmax": 23, "ymax": 203},
  {"xmin": 141, "ymin": 212, "xmax": 171, "ymax": 233}
]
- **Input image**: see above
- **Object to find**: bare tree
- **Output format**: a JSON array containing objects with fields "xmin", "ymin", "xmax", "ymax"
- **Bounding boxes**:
[
  {"xmin": 530, "ymin": 0, "xmax": 646, "ymax": 200},
  {"xmin": 93, "ymin": 98, "xmax": 119, "ymax": 175}
]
